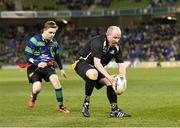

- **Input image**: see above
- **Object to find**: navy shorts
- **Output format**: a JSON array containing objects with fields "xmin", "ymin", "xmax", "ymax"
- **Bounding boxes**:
[
  {"xmin": 27, "ymin": 65, "xmax": 56, "ymax": 83},
  {"xmin": 75, "ymin": 59, "xmax": 105, "ymax": 89}
]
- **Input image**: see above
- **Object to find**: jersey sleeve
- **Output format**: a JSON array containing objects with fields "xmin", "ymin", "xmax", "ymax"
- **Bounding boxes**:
[
  {"xmin": 53, "ymin": 42, "xmax": 63, "ymax": 69},
  {"xmin": 24, "ymin": 37, "xmax": 37, "ymax": 64},
  {"xmin": 54, "ymin": 41, "xmax": 62, "ymax": 55},
  {"xmin": 54, "ymin": 54, "xmax": 63, "ymax": 69},
  {"xmin": 25, "ymin": 37, "xmax": 37, "ymax": 55},
  {"xmin": 91, "ymin": 38, "xmax": 102, "ymax": 59}
]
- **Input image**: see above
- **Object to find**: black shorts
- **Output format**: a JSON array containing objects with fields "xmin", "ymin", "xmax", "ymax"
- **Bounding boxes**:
[
  {"xmin": 75, "ymin": 59, "xmax": 105, "ymax": 89},
  {"xmin": 27, "ymin": 65, "xmax": 56, "ymax": 83}
]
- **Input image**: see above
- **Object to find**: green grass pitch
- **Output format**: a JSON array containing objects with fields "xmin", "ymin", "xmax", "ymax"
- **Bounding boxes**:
[{"xmin": 0, "ymin": 67, "xmax": 180, "ymax": 127}]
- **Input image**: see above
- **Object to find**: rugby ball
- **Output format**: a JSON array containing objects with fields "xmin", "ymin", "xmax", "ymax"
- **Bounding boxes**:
[{"xmin": 112, "ymin": 76, "xmax": 127, "ymax": 95}]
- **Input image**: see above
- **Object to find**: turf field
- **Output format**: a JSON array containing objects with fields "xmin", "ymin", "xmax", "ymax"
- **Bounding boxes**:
[{"xmin": 0, "ymin": 67, "xmax": 180, "ymax": 127}]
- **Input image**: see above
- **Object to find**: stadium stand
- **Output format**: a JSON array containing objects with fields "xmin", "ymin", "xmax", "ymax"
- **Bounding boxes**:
[
  {"xmin": 0, "ymin": 0, "xmax": 179, "ymax": 66},
  {"xmin": 0, "ymin": 22, "xmax": 179, "ymax": 65},
  {"xmin": 0, "ymin": 0, "xmax": 179, "ymax": 11}
]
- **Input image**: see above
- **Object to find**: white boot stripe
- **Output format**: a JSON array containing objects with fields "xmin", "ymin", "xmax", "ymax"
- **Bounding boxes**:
[{"xmin": 117, "ymin": 112, "xmax": 124, "ymax": 117}]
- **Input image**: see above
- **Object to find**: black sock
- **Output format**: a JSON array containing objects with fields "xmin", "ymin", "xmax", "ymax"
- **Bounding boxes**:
[
  {"xmin": 111, "ymin": 103, "xmax": 118, "ymax": 111},
  {"xmin": 59, "ymin": 105, "xmax": 63, "ymax": 109},
  {"xmin": 83, "ymin": 78, "xmax": 96, "ymax": 105},
  {"xmin": 85, "ymin": 78, "xmax": 95, "ymax": 96},
  {"xmin": 84, "ymin": 95, "xmax": 90, "ymax": 103},
  {"xmin": 31, "ymin": 92, "xmax": 37, "ymax": 101},
  {"xmin": 107, "ymin": 86, "xmax": 118, "ymax": 111}
]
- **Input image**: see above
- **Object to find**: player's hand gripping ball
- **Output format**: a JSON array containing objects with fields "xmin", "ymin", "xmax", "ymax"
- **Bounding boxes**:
[{"xmin": 112, "ymin": 75, "xmax": 127, "ymax": 95}]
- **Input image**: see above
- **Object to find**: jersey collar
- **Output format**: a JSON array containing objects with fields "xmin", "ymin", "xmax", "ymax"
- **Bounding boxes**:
[
  {"xmin": 103, "ymin": 35, "xmax": 110, "ymax": 52},
  {"xmin": 41, "ymin": 34, "xmax": 53, "ymax": 43}
]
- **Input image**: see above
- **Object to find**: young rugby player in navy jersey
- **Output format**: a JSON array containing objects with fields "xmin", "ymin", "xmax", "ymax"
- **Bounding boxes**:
[{"xmin": 25, "ymin": 21, "xmax": 69, "ymax": 113}]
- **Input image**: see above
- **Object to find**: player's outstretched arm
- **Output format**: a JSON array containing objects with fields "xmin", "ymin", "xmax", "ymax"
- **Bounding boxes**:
[
  {"xmin": 94, "ymin": 57, "xmax": 115, "ymax": 84},
  {"xmin": 118, "ymin": 63, "xmax": 126, "ymax": 77}
]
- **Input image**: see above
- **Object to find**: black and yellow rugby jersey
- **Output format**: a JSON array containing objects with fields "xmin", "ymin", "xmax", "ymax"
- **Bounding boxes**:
[{"xmin": 76, "ymin": 35, "xmax": 123, "ymax": 66}]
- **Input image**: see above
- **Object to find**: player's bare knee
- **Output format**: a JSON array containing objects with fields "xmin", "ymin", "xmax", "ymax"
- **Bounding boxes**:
[
  {"xmin": 33, "ymin": 81, "xmax": 42, "ymax": 92},
  {"xmin": 86, "ymin": 69, "xmax": 98, "ymax": 80},
  {"xmin": 49, "ymin": 74, "xmax": 58, "ymax": 81},
  {"xmin": 49, "ymin": 74, "xmax": 61, "ymax": 88}
]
